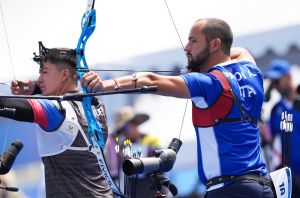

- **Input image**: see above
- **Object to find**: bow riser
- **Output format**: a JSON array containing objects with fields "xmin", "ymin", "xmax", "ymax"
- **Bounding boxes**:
[{"xmin": 76, "ymin": 6, "xmax": 105, "ymax": 148}]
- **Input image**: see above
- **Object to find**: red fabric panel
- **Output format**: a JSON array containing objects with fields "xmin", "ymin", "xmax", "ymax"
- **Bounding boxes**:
[{"xmin": 192, "ymin": 70, "xmax": 234, "ymax": 127}]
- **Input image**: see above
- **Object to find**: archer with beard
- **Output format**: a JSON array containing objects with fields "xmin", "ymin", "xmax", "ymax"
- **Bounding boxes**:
[{"xmin": 82, "ymin": 18, "xmax": 275, "ymax": 198}]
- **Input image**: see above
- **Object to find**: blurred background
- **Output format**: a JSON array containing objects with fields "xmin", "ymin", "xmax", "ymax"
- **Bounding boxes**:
[{"xmin": 1, "ymin": 0, "xmax": 300, "ymax": 197}]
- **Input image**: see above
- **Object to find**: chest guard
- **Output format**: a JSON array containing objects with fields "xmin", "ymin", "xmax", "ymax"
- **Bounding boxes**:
[
  {"xmin": 192, "ymin": 69, "xmax": 235, "ymax": 127},
  {"xmin": 35, "ymin": 101, "xmax": 89, "ymax": 157}
]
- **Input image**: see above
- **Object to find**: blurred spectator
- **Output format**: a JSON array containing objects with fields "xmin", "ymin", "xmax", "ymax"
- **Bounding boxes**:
[
  {"xmin": 105, "ymin": 106, "xmax": 163, "ymax": 197},
  {"xmin": 264, "ymin": 59, "xmax": 300, "ymax": 197},
  {"xmin": 257, "ymin": 108, "xmax": 276, "ymax": 172},
  {"xmin": 261, "ymin": 79, "xmax": 279, "ymax": 171}
]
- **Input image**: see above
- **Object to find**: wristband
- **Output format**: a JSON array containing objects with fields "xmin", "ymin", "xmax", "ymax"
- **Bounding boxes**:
[
  {"xmin": 113, "ymin": 79, "xmax": 120, "ymax": 90},
  {"xmin": 132, "ymin": 73, "xmax": 138, "ymax": 88}
]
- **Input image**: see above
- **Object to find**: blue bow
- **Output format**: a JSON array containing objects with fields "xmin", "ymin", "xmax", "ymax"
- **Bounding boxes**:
[
  {"xmin": 75, "ymin": 0, "xmax": 105, "ymax": 149},
  {"xmin": 75, "ymin": 1, "xmax": 124, "ymax": 197}
]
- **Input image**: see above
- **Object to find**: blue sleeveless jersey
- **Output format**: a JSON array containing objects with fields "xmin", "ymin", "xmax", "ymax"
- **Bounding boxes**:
[{"xmin": 181, "ymin": 60, "xmax": 267, "ymax": 185}]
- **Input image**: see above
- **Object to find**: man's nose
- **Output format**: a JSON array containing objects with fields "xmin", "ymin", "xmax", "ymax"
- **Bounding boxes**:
[
  {"xmin": 184, "ymin": 44, "xmax": 189, "ymax": 52},
  {"xmin": 37, "ymin": 75, "xmax": 43, "ymax": 84},
  {"xmin": 184, "ymin": 43, "xmax": 191, "ymax": 54}
]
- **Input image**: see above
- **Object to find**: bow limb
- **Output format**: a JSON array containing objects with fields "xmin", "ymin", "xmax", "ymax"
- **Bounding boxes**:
[
  {"xmin": 75, "ymin": 1, "xmax": 125, "ymax": 197},
  {"xmin": 76, "ymin": 0, "xmax": 105, "ymax": 148}
]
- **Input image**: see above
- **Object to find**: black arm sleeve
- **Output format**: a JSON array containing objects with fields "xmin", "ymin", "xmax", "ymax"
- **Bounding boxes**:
[{"xmin": 0, "ymin": 98, "xmax": 34, "ymax": 122}]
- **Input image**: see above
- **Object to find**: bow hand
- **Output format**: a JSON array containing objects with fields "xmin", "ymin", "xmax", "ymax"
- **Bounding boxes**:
[
  {"xmin": 10, "ymin": 80, "xmax": 36, "ymax": 95},
  {"xmin": 81, "ymin": 71, "xmax": 103, "ymax": 93}
]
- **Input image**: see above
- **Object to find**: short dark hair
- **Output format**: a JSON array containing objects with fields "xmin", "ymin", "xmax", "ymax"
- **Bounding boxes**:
[
  {"xmin": 42, "ymin": 48, "xmax": 77, "ymax": 77},
  {"xmin": 43, "ymin": 48, "xmax": 77, "ymax": 69},
  {"xmin": 198, "ymin": 18, "xmax": 233, "ymax": 55}
]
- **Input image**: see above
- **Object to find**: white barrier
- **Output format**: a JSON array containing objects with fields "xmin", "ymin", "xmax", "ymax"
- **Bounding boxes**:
[{"xmin": 270, "ymin": 167, "xmax": 292, "ymax": 198}]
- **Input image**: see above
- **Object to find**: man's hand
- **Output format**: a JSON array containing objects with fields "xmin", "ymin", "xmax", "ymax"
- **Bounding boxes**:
[
  {"xmin": 81, "ymin": 71, "xmax": 103, "ymax": 93},
  {"xmin": 10, "ymin": 80, "xmax": 36, "ymax": 95},
  {"xmin": 230, "ymin": 47, "xmax": 256, "ymax": 64}
]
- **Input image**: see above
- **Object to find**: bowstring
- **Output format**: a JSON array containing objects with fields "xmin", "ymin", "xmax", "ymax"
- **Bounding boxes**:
[
  {"xmin": 0, "ymin": 1, "xmax": 16, "ymax": 80},
  {"xmin": 162, "ymin": 0, "xmax": 189, "ymax": 196},
  {"xmin": 0, "ymin": 0, "xmax": 16, "ymax": 163},
  {"xmin": 163, "ymin": 0, "xmax": 185, "ymax": 51},
  {"xmin": 162, "ymin": 0, "xmax": 188, "ymax": 140}
]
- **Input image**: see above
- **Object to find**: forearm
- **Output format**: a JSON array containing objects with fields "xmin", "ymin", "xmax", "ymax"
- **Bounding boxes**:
[
  {"xmin": 102, "ymin": 72, "xmax": 156, "ymax": 91},
  {"xmin": 102, "ymin": 72, "xmax": 189, "ymax": 98},
  {"xmin": 82, "ymin": 71, "xmax": 189, "ymax": 98},
  {"xmin": 0, "ymin": 98, "xmax": 34, "ymax": 122}
]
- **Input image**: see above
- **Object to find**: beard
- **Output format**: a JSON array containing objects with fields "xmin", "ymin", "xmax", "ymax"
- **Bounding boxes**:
[{"xmin": 187, "ymin": 44, "xmax": 210, "ymax": 72}]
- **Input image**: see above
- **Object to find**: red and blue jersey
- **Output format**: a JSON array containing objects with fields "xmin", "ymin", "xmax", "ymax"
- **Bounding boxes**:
[{"xmin": 181, "ymin": 60, "xmax": 267, "ymax": 186}]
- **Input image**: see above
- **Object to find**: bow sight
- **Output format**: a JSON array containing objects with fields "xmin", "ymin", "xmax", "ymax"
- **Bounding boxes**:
[
  {"xmin": 33, "ymin": 41, "xmax": 76, "ymax": 71},
  {"xmin": 32, "ymin": 41, "xmax": 47, "ymax": 69}
]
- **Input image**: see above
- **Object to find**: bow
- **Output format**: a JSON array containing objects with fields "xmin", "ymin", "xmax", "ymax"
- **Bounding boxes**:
[
  {"xmin": 75, "ymin": 0, "xmax": 124, "ymax": 196},
  {"xmin": 76, "ymin": 0, "xmax": 104, "ymax": 148},
  {"xmin": 74, "ymin": 1, "xmax": 186, "ymax": 197}
]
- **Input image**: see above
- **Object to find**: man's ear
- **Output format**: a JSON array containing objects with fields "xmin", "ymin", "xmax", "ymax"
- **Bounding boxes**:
[
  {"xmin": 210, "ymin": 38, "xmax": 221, "ymax": 53},
  {"xmin": 61, "ymin": 69, "xmax": 70, "ymax": 82}
]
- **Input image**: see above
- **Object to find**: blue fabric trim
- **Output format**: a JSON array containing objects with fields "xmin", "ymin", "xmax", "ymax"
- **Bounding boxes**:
[{"xmin": 37, "ymin": 99, "xmax": 64, "ymax": 131}]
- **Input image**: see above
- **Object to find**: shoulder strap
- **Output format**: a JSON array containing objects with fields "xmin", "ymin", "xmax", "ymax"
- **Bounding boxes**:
[
  {"xmin": 191, "ymin": 69, "xmax": 258, "ymax": 127},
  {"xmin": 213, "ymin": 70, "xmax": 258, "ymax": 125}
]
